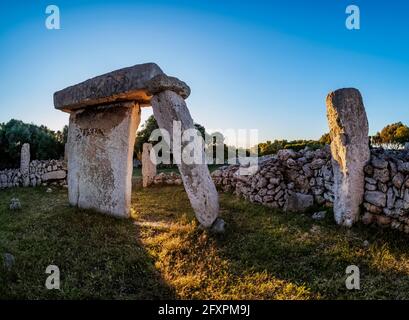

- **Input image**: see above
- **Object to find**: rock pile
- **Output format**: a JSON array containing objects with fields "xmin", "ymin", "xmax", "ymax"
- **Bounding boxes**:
[
  {"xmin": 153, "ymin": 172, "xmax": 183, "ymax": 186},
  {"xmin": 9, "ymin": 198, "xmax": 21, "ymax": 210},
  {"xmin": 212, "ymin": 147, "xmax": 334, "ymax": 211}
]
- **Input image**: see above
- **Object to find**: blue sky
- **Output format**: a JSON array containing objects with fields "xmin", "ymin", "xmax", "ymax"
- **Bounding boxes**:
[{"xmin": 0, "ymin": 0, "xmax": 408, "ymax": 143}]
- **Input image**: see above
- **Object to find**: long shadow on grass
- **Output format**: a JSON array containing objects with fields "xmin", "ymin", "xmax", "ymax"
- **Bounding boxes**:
[
  {"xmin": 0, "ymin": 187, "xmax": 175, "ymax": 299},
  {"xmin": 134, "ymin": 186, "xmax": 409, "ymax": 299},
  {"xmin": 216, "ymin": 193, "xmax": 409, "ymax": 299}
]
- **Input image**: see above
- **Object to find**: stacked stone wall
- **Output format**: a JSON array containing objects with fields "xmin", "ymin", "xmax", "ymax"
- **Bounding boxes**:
[
  {"xmin": 213, "ymin": 146, "xmax": 409, "ymax": 233},
  {"xmin": 0, "ymin": 159, "xmax": 67, "ymax": 189}
]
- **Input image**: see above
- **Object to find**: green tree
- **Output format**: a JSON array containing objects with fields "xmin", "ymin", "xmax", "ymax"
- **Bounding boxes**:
[
  {"xmin": 373, "ymin": 122, "xmax": 409, "ymax": 148},
  {"xmin": 257, "ymin": 138, "xmax": 325, "ymax": 156},
  {"xmin": 134, "ymin": 115, "xmax": 207, "ymax": 160},
  {"xmin": 134, "ymin": 116, "xmax": 159, "ymax": 159},
  {"xmin": 0, "ymin": 119, "xmax": 66, "ymax": 169},
  {"xmin": 319, "ymin": 133, "xmax": 331, "ymax": 145}
]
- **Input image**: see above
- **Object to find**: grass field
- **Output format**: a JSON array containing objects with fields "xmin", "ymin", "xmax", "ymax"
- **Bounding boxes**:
[
  {"xmin": 132, "ymin": 165, "xmax": 222, "ymax": 177},
  {"xmin": 2, "ymin": 183, "xmax": 409, "ymax": 299}
]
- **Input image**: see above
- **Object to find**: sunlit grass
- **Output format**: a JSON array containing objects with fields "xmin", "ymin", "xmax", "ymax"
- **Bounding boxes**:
[{"xmin": 2, "ymin": 183, "xmax": 409, "ymax": 299}]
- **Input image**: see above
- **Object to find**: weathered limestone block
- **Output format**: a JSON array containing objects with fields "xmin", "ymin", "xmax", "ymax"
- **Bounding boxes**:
[
  {"xmin": 20, "ymin": 143, "xmax": 30, "ymax": 187},
  {"xmin": 284, "ymin": 192, "xmax": 314, "ymax": 212},
  {"xmin": 326, "ymin": 88, "xmax": 370, "ymax": 227},
  {"xmin": 364, "ymin": 191, "xmax": 387, "ymax": 207},
  {"xmin": 146, "ymin": 74, "xmax": 191, "ymax": 99},
  {"xmin": 54, "ymin": 63, "xmax": 165, "ymax": 111},
  {"xmin": 42, "ymin": 170, "xmax": 67, "ymax": 181},
  {"xmin": 67, "ymin": 102, "xmax": 140, "ymax": 217},
  {"xmin": 151, "ymin": 90, "xmax": 219, "ymax": 228},
  {"xmin": 142, "ymin": 143, "xmax": 157, "ymax": 188}
]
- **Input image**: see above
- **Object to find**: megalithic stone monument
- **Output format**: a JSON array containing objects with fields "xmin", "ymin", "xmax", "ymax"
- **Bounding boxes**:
[
  {"xmin": 326, "ymin": 88, "xmax": 370, "ymax": 227},
  {"xmin": 54, "ymin": 63, "xmax": 220, "ymax": 228}
]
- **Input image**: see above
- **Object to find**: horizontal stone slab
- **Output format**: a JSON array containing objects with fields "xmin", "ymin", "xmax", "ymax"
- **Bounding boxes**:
[
  {"xmin": 54, "ymin": 63, "xmax": 165, "ymax": 112},
  {"xmin": 42, "ymin": 170, "xmax": 67, "ymax": 181}
]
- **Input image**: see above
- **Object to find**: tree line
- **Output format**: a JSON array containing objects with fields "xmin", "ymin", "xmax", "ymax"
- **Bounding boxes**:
[
  {"xmin": 0, "ymin": 120, "xmax": 67, "ymax": 169},
  {"xmin": 1, "ymin": 118, "xmax": 408, "ymax": 169},
  {"xmin": 133, "ymin": 117, "xmax": 409, "ymax": 159}
]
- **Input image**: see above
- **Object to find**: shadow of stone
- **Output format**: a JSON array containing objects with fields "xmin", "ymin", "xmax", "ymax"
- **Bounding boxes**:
[
  {"xmin": 212, "ymin": 196, "xmax": 409, "ymax": 299},
  {"xmin": 0, "ymin": 188, "xmax": 175, "ymax": 299}
]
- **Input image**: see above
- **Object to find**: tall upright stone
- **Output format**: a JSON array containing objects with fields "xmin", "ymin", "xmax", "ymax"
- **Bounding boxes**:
[
  {"xmin": 142, "ymin": 143, "xmax": 156, "ymax": 188},
  {"xmin": 54, "ymin": 63, "xmax": 220, "ymax": 226},
  {"xmin": 20, "ymin": 143, "xmax": 30, "ymax": 187},
  {"xmin": 66, "ymin": 102, "xmax": 140, "ymax": 217},
  {"xmin": 326, "ymin": 88, "xmax": 370, "ymax": 227},
  {"xmin": 150, "ymin": 89, "xmax": 219, "ymax": 228}
]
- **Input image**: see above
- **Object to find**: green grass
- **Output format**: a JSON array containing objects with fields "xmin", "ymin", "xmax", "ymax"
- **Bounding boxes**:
[
  {"xmin": 132, "ymin": 165, "xmax": 222, "ymax": 177},
  {"xmin": 2, "ymin": 183, "xmax": 409, "ymax": 299}
]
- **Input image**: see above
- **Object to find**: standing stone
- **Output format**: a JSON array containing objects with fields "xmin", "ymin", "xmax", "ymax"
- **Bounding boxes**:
[
  {"xmin": 326, "ymin": 88, "xmax": 370, "ymax": 227},
  {"xmin": 20, "ymin": 143, "xmax": 30, "ymax": 187},
  {"xmin": 64, "ymin": 143, "xmax": 68, "ymax": 163},
  {"xmin": 142, "ymin": 143, "xmax": 157, "ymax": 188},
  {"xmin": 67, "ymin": 102, "xmax": 140, "ymax": 217},
  {"xmin": 151, "ymin": 90, "xmax": 219, "ymax": 228},
  {"xmin": 3, "ymin": 253, "xmax": 15, "ymax": 271}
]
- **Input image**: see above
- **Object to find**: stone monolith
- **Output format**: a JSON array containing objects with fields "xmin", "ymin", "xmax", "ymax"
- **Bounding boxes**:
[
  {"xmin": 20, "ymin": 143, "xmax": 30, "ymax": 187},
  {"xmin": 142, "ymin": 143, "xmax": 156, "ymax": 188},
  {"xmin": 151, "ymin": 90, "xmax": 219, "ymax": 228},
  {"xmin": 66, "ymin": 102, "xmax": 140, "ymax": 217},
  {"xmin": 326, "ymin": 88, "xmax": 370, "ymax": 227}
]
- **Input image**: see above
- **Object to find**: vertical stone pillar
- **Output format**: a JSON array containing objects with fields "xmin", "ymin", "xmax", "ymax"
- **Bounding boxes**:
[
  {"xmin": 151, "ymin": 90, "xmax": 219, "ymax": 228},
  {"xmin": 20, "ymin": 143, "xmax": 30, "ymax": 187},
  {"xmin": 64, "ymin": 143, "xmax": 68, "ymax": 163},
  {"xmin": 142, "ymin": 143, "xmax": 156, "ymax": 187},
  {"xmin": 67, "ymin": 102, "xmax": 140, "ymax": 218},
  {"xmin": 326, "ymin": 88, "xmax": 370, "ymax": 227}
]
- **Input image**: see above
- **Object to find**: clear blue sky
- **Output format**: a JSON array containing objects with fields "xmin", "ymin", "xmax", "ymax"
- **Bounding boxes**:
[{"xmin": 0, "ymin": 0, "xmax": 408, "ymax": 143}]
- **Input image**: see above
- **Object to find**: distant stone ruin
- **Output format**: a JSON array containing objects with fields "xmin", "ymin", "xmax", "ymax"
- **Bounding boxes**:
[{"xmin": 54, "ymin": 63, "xmax": 220, "ymax": 228}]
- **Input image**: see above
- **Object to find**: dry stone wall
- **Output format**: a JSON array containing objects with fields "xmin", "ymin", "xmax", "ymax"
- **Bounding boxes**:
[
  {"xmin": 212, "ymin": 146, "xmax": 335, "ymax": 211},
  {"xmin": 213, "ymin": 146, "xmax": 409, "ymax": 233},
  {"xmin": 0, "ymin": 159, "xmax": 67, "ymax": 189},
  {"xmin": 362, "ymin": 149, "xmax": 409, "ymax": 233}
]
